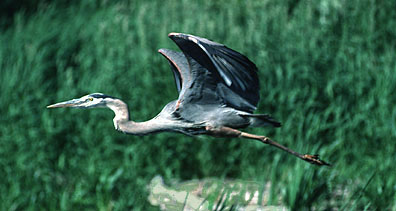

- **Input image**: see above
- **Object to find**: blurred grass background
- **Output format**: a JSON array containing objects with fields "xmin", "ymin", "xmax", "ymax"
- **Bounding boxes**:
[{"xmin": 0, "ymin": 0, "xmax": 395, "ymax": 210}]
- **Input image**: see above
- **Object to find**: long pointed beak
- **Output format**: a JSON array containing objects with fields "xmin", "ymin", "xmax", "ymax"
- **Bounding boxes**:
[{"xmin": 47, "ymin": 99, "xmax": 82, "ymax": 108}]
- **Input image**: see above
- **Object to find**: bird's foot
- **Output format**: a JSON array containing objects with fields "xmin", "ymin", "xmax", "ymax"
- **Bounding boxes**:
[{"xmin": 302, "ymin": 154, "xmax": 331, "ymax": 166}]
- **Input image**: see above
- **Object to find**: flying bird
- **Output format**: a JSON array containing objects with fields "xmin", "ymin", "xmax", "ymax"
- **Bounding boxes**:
[{"xmin": 47, "ymin": 33, "xmax": 329, "ymax": 166}]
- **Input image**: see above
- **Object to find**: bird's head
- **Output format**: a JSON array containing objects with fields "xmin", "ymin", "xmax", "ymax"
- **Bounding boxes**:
[{"xmin": 47, "ymin": 93, "xmax": 116, "ymax": 109}]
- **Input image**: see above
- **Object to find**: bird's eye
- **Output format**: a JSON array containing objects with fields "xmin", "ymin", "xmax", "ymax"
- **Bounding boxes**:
[{"xmin": 88, "ymin": 98, "xmax": 93, "ymax": 101}]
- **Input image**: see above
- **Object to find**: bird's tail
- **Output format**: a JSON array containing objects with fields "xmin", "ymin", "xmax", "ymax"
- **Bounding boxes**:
[{"xmin": 240, "ymin": 114, "xmax": 281, "ymax": 128}]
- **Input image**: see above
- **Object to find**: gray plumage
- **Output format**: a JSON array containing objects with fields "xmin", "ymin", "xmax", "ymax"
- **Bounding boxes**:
[
  {"xmin": 47, "ymin": 33, "xmax": 330, "ymax": 166},
  {"xmin": 48, "ymin": 32, "xmax": 280, "ymax": 136}
]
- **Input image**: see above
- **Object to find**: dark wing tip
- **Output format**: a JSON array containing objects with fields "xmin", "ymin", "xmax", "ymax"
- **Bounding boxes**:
[
  {"xmin": 169, "ymin": 32, "xmax": 224, "ymax": 46},
  {"xmin": 168, "ymin": 32, "xmax": 179, "ymax": 37},
  {"xmin": 168, "ymin": 32, "xmax": 185, "ymax": 41},
  {"xmin": 168, "ymin": 32, "xmax": 189, "ymax": 39}
]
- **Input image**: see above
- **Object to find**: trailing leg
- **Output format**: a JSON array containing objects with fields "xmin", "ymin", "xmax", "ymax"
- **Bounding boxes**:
[{"xmin": 205, "ymin": 126, "xmax": 330, "ymax": 166}]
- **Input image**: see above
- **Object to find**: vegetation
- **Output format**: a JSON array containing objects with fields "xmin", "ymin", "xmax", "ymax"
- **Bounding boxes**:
[{"xmin": 1, "ymin": 0, "xmax": 395, "ymax": 210}]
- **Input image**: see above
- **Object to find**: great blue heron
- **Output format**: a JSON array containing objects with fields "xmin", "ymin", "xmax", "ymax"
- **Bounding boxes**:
[{"xmin": 47, "ymin": 33, "xmax": 329, "ymax": 166}]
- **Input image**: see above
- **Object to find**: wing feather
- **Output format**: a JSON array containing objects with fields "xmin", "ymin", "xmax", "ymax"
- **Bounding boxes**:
[
  {"xmin": 158, "ymin": 49, "xmax": 190, "ymax": 93},
  {"xmin": 168, "ymin": 33, "xmax": 260, "ymax": 113}
]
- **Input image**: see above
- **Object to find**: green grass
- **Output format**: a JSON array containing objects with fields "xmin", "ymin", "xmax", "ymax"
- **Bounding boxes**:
[{"xmin": 1, "ymin": 0, "xmax": 396, "ymax": 210}]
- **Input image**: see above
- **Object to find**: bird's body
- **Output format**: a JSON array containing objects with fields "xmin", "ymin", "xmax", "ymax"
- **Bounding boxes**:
[
  {"xmin": 47, "ymin": 33, "xmax": 329, "ymax": 166},
  {"xmin": 113, "ymin": 100, "xmax": 259, "ymax": 136}
]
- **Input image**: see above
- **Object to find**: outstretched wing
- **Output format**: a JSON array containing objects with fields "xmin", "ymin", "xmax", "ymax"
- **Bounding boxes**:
[
  {"xmin": 158, "ymin": 49, "xmax": 190, "ymax": 93},
  {"xmin": 168, "ymin": 33, "xmax": 260, "ymax": 113}
]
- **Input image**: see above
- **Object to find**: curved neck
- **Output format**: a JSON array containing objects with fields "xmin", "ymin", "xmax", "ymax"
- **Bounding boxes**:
[
  {"xmin": 106, "ymin": 98, "xmax": 169, "ymax": 135},
  {"xmin": 106, "ymin": 98, "xmax": 130, "ymax": 122}
]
